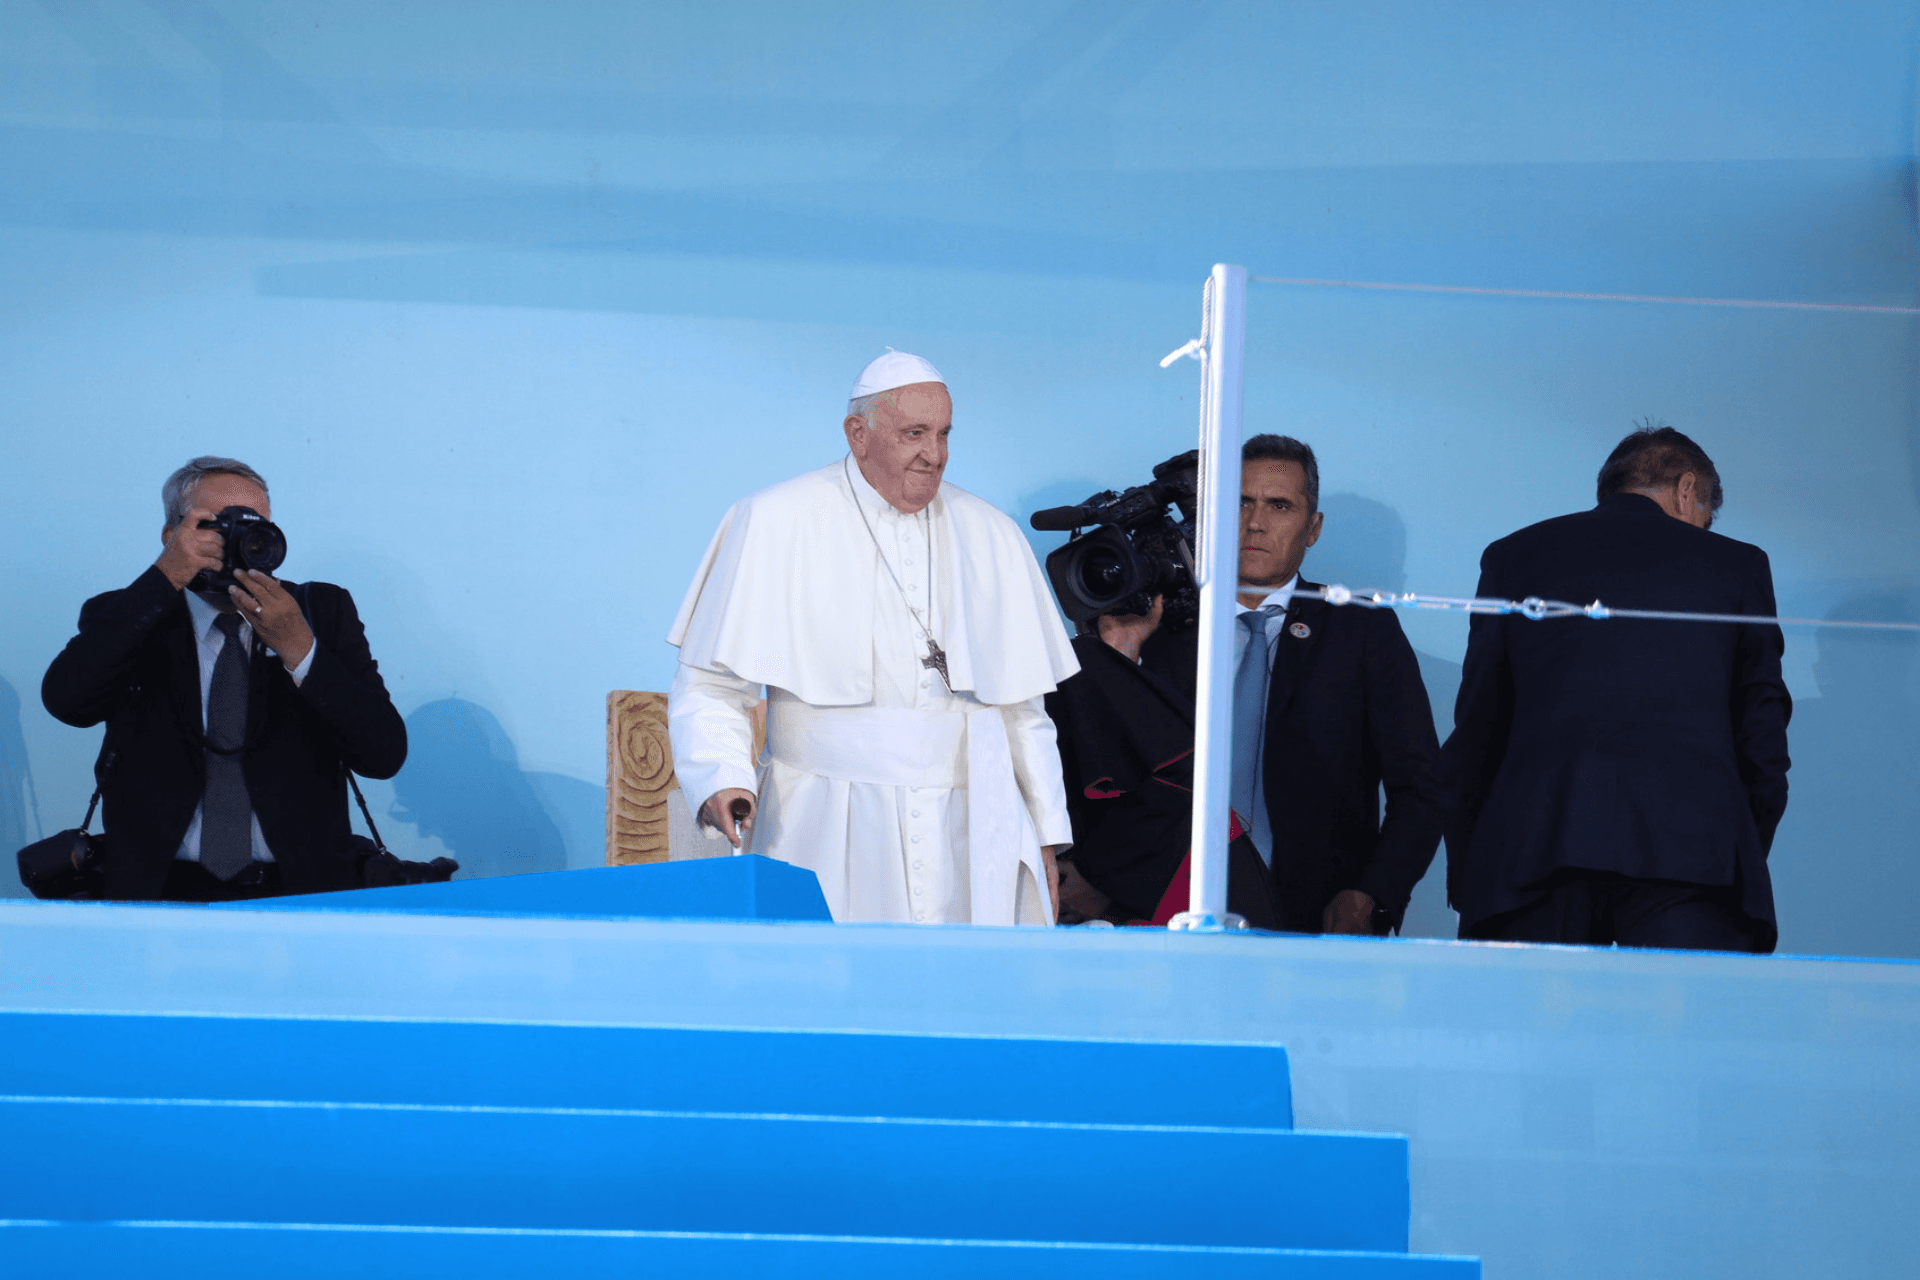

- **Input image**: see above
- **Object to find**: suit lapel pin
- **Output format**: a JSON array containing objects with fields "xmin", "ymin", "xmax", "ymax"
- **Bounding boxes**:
[{"xmin": 1289, "ymin": 621, "xmax": 1311, "ymax": 639}]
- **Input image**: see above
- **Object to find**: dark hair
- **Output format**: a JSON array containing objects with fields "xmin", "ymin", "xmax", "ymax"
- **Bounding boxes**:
[
  {"xmin": 1242, "ymin": 434, "xmax": 1319, "ymax": 514},
  {"xmin": 1595, "ymin": 422, "xmax": 1723, "ymax": 513}
]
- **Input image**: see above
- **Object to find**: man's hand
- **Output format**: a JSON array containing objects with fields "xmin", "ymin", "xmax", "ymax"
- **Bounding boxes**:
[
  {"xmin": 227, "ymin": 570, "xmax": 316, "ymax": 671},
  {"xmin": 699, "ymin": 787, "xmax": 757, "ymax": 849},
  {"xmin": 1095, "ymin": 595, "xmax": 1165, "ymax": 663},
  {"xmin": 1054, "ymin": 856, "xmax": 1112, "ymax": 925},
  {"xmin": 155, "ymin": 508, "xmax": 226, "ymax": 591},
  {"xmin": 1322, "ymin": 889, "xmax": 1379, "ymax": 935}
]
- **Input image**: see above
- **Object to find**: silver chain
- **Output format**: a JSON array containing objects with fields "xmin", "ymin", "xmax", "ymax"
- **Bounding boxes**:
[{"xmin": 842, "ymin": 455, "xmax": 947, "ymax": 655}]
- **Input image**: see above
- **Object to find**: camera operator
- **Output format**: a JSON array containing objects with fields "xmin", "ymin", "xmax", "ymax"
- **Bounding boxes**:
[
  {"xmin": 1043, "ymin": 435, "xmax": 1446, "ymax": 934},
  {"xmin": 40, "ymin": 457, "xmax": 407, "ymax": 902}
]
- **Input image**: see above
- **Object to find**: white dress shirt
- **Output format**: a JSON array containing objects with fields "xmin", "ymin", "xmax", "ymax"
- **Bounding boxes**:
[{"xmin": 173, "ymin": 590, "xmax": 315, "ymax": 864}]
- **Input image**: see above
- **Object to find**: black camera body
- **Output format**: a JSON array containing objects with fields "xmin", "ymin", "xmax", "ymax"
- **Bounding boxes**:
[
  {"xmin": 191, "ymin": 505, "xmax": 287, "ymax": 593},
  {"xmin": 1030, "ymin": 450, "xmax": 1200, "ymax": 629}
]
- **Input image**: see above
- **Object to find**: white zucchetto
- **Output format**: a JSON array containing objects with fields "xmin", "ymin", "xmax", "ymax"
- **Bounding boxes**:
[{"xmin": 851, "ymin": 350, "xmax": 945, "ymax": 399}]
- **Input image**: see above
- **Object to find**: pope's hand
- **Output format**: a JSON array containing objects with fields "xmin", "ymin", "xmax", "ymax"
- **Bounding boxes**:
[
  {"xmin": 1054, "ymin": 857, "xmax": 1111, "ymax": 925},
  {"xmin": 700, "ymin": 788, "xmax": 757, "ymax": 849},
  {"xmin": 1042, "ymin": 844, "xmax": 1064, "ymax": 922}
]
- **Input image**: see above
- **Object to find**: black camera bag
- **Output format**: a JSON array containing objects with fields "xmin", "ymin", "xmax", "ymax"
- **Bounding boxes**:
[
  {"xmin": 334, "ymin": 770, "xmax": 458, "ymax": 889},
  {"xmin": 16, "ymin": 765, "xmax": 110, "ymax": 900}
]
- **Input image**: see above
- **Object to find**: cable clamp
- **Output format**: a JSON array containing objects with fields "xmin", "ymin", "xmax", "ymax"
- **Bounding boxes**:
[{"xmin": 1159, "ymin": 338, "xmax": 1205, "ymax": 368}]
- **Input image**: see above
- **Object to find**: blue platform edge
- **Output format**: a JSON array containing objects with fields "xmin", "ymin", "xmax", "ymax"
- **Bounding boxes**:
[
  {"xmin": 0, "ymin": 1222, "xmax": 1480, "ymax": 1278},
  {"xmin": 209, "ymin": 854, "xmax": 833, "ymax": 922}
]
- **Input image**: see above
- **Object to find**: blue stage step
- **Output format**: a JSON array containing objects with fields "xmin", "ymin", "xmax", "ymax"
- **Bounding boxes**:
[
  {"xmin": 0, "ymin": 1096, "xmax": 1407, "ymax": 1253},
  {"xmin": 211, "ymin": 855, "xmax": 833, "ymax": 922},
  {"xmin": 0, "ymin": 1221, "xmax": 1480, "ymax": 1278},
  {"xmin": 0, "ymin": 1012, "xmax": 1294, "ymax": 1129}
]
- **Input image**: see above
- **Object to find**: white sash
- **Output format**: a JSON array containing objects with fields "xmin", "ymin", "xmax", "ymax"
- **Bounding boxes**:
[{"xmin": 768, "ymin": 700, "xmax": 1046, "ymax": 926}]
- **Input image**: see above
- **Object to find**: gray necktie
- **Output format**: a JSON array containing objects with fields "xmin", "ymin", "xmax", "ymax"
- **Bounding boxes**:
[
  {"xmin": 1231, "ymin": 607, "xmax": 1280, "ymax": 865},
  {"xmin": 200, "ymin": 612, "xmax": 254, "ymax": 881}
]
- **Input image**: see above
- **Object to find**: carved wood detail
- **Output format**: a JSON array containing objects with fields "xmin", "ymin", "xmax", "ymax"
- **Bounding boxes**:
[
  {"xmin": 608, "ymin": 690, "xmax": 674, "ymax": 865},
  {"xmin": 606, "ymin": 690, "xmax": 769, "ymax": 865}
]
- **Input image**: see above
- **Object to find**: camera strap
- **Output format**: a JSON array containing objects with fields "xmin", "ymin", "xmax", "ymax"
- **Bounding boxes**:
[
  {"xmin": 286, "ymin": 581, "xmax": 390, "ymax": 858},
  {"xmin": 344, "ymin": 772, "xmax": 390, "ymax": 856},
  {"xmin": 76, "ymin": 749, "xmax": 116, "ymax": 833}
]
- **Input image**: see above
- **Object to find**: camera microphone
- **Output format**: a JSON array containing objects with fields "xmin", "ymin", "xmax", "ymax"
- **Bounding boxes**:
[{"xmin": 1029, "ymin": 505, "xmax": 1093, "ymax": 532}]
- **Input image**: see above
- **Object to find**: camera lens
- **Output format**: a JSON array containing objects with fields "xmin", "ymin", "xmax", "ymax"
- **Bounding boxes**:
[
  {"xmin": 1077, "ymin": 546, "xmax": 1128, "ymax": 596},
  {"xmin": 235, "ymin": 521, "xmax": 287, "ymax": 575}
]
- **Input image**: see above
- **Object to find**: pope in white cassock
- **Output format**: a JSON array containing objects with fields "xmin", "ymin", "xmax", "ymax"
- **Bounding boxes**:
[{"xmin": 666, "ymin": 352, "xmax": 1080, "ymax": 924}]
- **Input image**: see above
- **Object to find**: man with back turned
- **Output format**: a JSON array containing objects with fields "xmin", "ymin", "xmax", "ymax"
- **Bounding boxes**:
[{"xmin": 1444, "ymin": 426, "xmax": 1792, "ymax": 951}]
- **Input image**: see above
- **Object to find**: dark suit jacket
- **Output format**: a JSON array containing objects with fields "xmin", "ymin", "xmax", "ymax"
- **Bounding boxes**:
[
  {"xmin": 1442, "ymin": 493, "xmax": 1792, "ymax": 946},
  {"xmin": 1045, "ymin": 634, "xmax": 1280, "ymax": 927},
  {"xmin": 41, "ymin": 566, "xmax": 407, "ymax": 899},
  {"xmin": 1144, "ymin": 580, "xmax": 1447, "ymax": 933}
]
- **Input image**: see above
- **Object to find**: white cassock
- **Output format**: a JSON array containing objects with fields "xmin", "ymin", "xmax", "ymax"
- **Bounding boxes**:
[{"xmin": 667, "ymin": 458, "xmax": 1080, "ymax": 924}]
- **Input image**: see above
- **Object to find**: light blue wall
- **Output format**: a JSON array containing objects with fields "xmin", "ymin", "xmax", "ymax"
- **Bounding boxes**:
[{"xmin": 2, "ymin": 3, "xmax": 1916, "ymax": 956}]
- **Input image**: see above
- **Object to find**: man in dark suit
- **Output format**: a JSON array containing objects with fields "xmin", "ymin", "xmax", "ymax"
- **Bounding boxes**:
[
  {"xmin": 42, "ymin": 456, "xmax": 407, "ymax": 902},
  {"xmin": 1051, "ymin": 434, "xmax": 1447, "ymax": 934},
  {"xmin": 1443, "ymin": 426, "xmax": 1791, "ymax": 952}
]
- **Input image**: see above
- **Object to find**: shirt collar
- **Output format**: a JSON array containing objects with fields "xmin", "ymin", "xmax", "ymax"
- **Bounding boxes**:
[
  {"xmin": 1235, "ymin": 573, "xmax": 1299, "ymax": 614},
  {"xmin": 843, "ymin": 453, "xmax": 922, "ymax": 525},
  {"xmin": 182, "ymin": 588, "xmax": 247, "ymax": 645}
]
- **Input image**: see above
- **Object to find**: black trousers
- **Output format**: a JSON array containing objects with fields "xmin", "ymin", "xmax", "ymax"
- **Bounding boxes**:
[
  {"xmin": 159, "ymin": 859, "xmax": 285, "ymax": 904},
  {"xmin": 1463, "ymin": 870, "xmax": 1765, "ymax": 953}
]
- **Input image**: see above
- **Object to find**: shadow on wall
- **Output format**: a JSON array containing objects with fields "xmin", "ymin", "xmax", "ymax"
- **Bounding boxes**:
[
  {"xmin": 1770, "ymin": 590, "xmax": 1920, "ymax": 960},
  {"xmin": 1307, "ymin": 494, "xmax": 1461, "ymax": 940},
  {"xmin": 389, "ymin": 698, "xmax": 604, "ymax": 879},
  {"xmin": 0, "ymin": 674, "xmax": 39, "ymax": 900}
]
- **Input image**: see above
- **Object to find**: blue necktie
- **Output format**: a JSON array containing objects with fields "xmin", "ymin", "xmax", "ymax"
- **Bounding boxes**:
[{"xmin": 1231, "ymin": 607, "xmax": 1281, "ymax": 866}]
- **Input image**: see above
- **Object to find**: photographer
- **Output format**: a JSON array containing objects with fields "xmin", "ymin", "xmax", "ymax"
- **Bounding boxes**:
[
  {"xmin": 1043, "ymin": 436, "xmax": 1445, "ymax": 933},
  {"xmin": 40, "ymin": 457, "xmax": 407, "ymax": 902}
]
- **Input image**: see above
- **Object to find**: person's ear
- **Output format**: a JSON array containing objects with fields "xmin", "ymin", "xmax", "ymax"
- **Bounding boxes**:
[
  {"xmin": 1675, "ymin": 472, "xmax": 1699, "ymax": 512},
  {"xmin": 844, "ymin": 415, "xmax": 868, "ymax": 458},
  {"xmin": 1305, "ymin": 510, "xmax": 1325, "ymax": 547}
]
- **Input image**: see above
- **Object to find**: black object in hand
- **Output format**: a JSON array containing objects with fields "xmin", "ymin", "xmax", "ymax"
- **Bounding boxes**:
[
  {"xmin": 729, "ymin": 798, "xmax": 753, "ymax": 825},
  {"xmin": 192, "ymin": 505, "xmax": 287, "ymax": 592}
]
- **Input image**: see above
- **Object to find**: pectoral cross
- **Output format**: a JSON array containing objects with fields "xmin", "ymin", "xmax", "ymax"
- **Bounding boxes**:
[{"xmin": 922, "ymin": 638, "xmax": 951, "ymax": 690}]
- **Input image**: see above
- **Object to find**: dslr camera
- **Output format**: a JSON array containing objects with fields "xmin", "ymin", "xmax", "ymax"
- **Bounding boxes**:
[
  {"xmin": 192, "ymin": 505, "xmax": 287, "ymax": 593},
  {"xmin": 1030, "ymin": 450, "xmax": 1200, "ymax": 630}
]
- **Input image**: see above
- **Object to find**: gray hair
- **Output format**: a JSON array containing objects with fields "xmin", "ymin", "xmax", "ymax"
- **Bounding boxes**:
[
  {"xmin": 162, "ymin": 456, "xmax": 269, "ymax": 527},
  {"xmin": 846, "ymin": 388, "xmax": 893, "ymax": 429}
]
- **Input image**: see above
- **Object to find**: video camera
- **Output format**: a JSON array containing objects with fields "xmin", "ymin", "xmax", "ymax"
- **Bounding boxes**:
[{"xmin": 1030, "ymin": 450, "xmax": 1199, "ymax": 630}]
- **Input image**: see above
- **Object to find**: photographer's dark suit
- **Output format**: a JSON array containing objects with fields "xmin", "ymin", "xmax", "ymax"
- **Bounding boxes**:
[
  {"xmin": 1140, "ymin": 581, "xmax": 1447, "ymax": 933},
  {"xmin": 1443, "ymin": 493, "xmax": 1791, "ymax": 951},
  {"xmin": 42, "ymin": 565, "xmax": 407, "ymax": 900}
]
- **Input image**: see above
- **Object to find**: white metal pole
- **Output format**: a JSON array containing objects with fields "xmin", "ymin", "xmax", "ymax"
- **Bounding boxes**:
[{"xmin": 1169, "ymin": 263, "xmax": 1248, "ymax": 932}]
